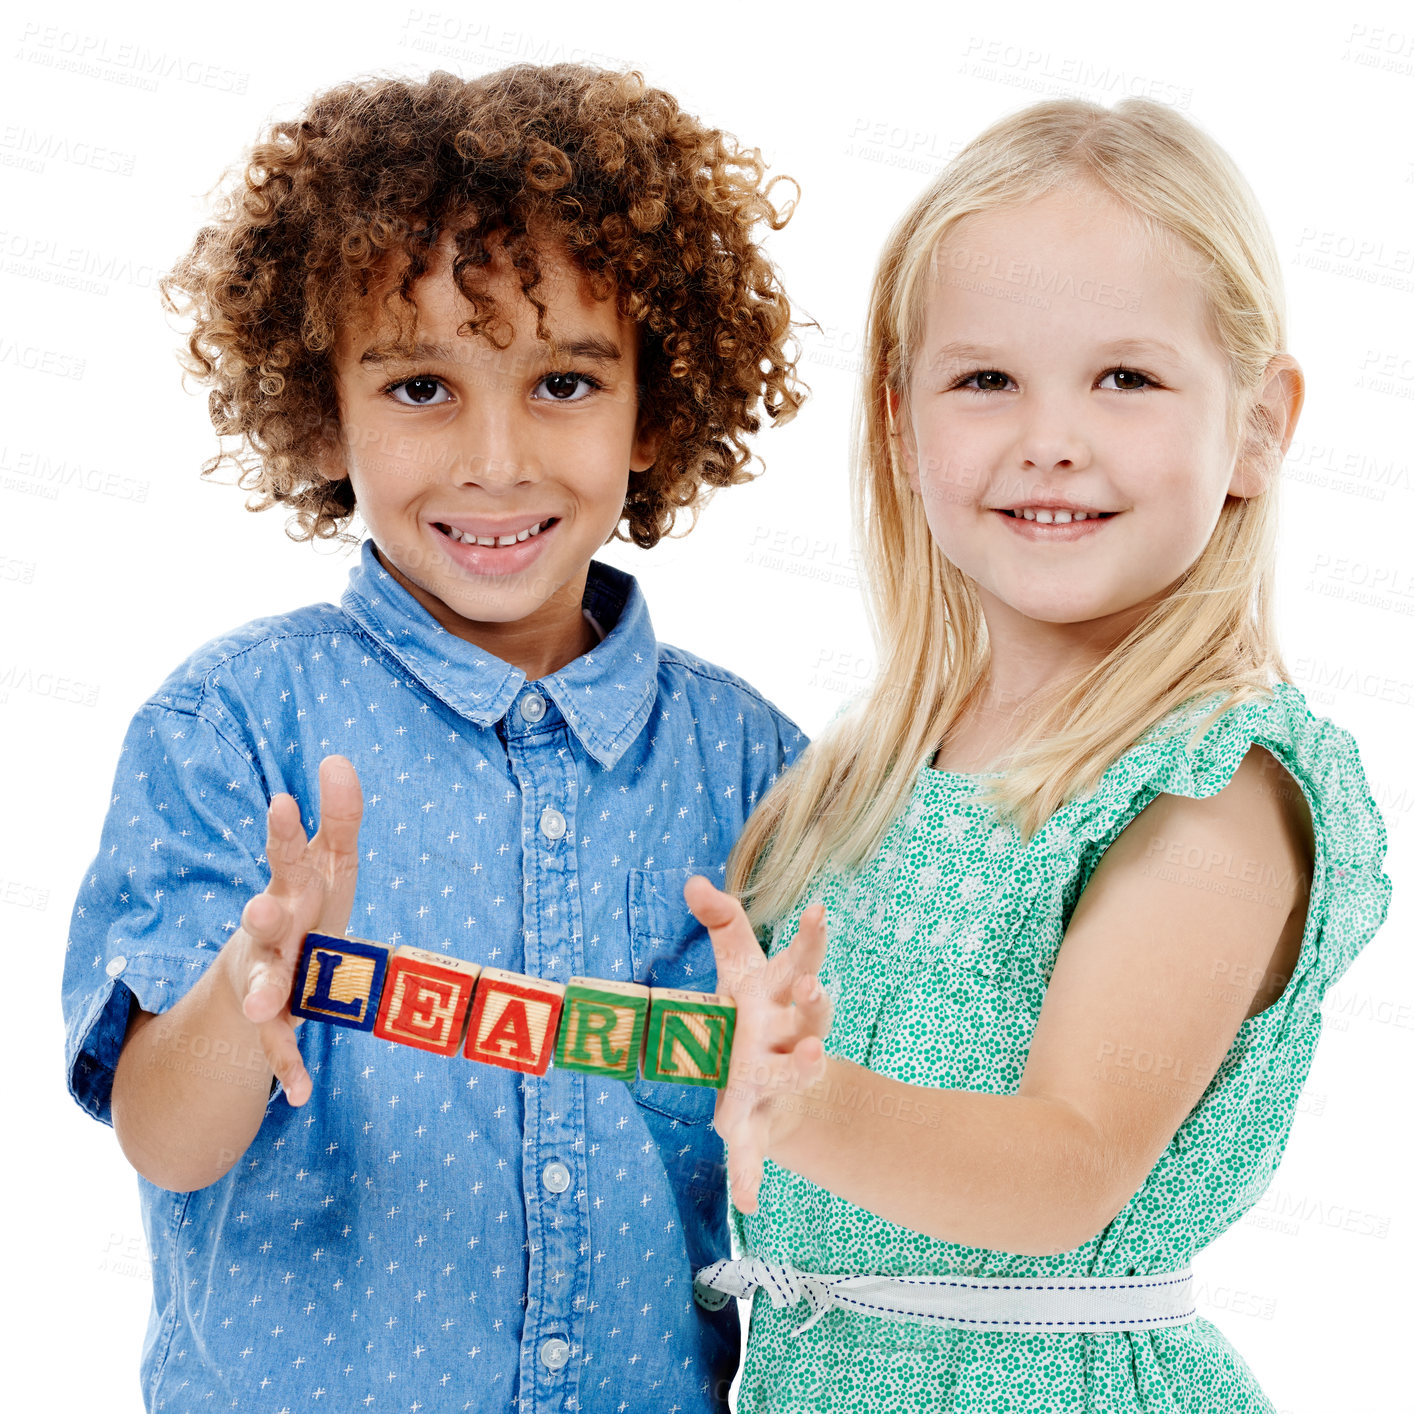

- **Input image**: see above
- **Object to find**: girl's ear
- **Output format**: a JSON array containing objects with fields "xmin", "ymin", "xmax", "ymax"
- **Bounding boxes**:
[
  {"xmin": 886, "ymin": 387, "xmax": 921, "ymax": 493},
  {"xmin": 1229, "ymin": 355, "xmax": 1304, "ymax": 498}
]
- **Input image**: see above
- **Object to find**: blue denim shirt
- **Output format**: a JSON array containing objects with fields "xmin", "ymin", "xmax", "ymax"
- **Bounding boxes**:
[{"xmin": 62, "ymin": 538, "xmax": 806, "ymax": 1413}]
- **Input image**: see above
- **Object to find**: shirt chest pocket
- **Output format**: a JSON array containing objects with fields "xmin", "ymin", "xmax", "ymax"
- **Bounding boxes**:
[{"xmin": 625, "ymin": 866, "xmax": 720, "ymax": 1126}]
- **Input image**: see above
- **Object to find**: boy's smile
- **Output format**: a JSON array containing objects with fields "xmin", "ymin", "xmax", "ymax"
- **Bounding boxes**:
[{"xmin": 324, "ymin": 235, "xmax": 661, "ymax": 680}]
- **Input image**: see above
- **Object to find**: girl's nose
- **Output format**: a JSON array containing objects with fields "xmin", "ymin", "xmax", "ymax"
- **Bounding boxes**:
[{"xmin": 1014, "ymin": 397, "xmax": 1091, "ymax": 475}]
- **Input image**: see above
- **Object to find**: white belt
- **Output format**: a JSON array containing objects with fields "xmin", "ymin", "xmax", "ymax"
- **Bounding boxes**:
[{"xmin": 693, "ymin": 1258, "xmax": 1196, "ymax": 1336}]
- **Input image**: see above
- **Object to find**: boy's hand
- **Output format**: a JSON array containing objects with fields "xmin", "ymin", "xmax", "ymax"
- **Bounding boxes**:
[
  {"xmin": 227, "ymin": 754, "xmax": 363, "ymax": 1107},
  {"xmin": 682, "ymin": 876, "xmax": 833, "ymax": 1215}
]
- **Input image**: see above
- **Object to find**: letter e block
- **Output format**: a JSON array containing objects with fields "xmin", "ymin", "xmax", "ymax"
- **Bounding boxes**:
[
  {"xmin": 373, "ymin": 946, "xmax": 481, "ymax": 1056},
  {"xmin": 643, "ymin": 989, "xmax": 736, "ymax": 1088},
  {"xmin": 463, "ymin": 969, "xmax": 565, "ymax": 1075},
  {"xmin": 554, "ymin": 977, "xmax": 651, "ymax": 1081},
  {"xmin": 290, "ymin": 932, "xmax": 392, "ymax": 1031}
]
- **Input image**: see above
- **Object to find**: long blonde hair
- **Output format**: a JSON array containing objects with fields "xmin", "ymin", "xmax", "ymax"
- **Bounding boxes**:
[{"xmin": 727, "ymin": 96, "xmax": 1293, "ymax": 927}]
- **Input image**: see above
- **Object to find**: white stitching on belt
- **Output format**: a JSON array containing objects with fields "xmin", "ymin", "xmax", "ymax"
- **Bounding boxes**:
[{"xmin": 693, "ymin": 1258, "xmax": 1197, "ymax": 1336}]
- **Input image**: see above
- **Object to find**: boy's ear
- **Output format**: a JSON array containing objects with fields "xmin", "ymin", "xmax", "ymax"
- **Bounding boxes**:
[
  {"xmin": 1229, "ymin": 354, "xmax": 1303, "ymax": 499},
  {"xmin": 630, "ymin": 419, "xmax": 666, "ymax": 475},
  {"xmin": 312, "ymin": 424, "xmax": 350, "ymax": 483}
]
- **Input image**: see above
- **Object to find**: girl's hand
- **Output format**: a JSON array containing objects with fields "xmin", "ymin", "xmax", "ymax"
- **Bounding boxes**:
[
  {"xmin": 682, "ymin": 876, "xmax": 834, "ymax": 1214},
  {"xmin": 225, "ymin": 754, "xmax": 364, "ymax": 1106}
]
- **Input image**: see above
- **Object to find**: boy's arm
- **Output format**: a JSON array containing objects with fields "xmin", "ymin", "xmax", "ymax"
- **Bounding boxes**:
[
  {"xmin": 62, "ymin": 700, "xmax": 361, "ymax": 1192},
  {"xmin": 111, "ymin": 937, "xmax": 278, "ymax": 1191},
  {"xmin": 110, "ymin": 760, "xmax": 363, "ymax": 1191}
]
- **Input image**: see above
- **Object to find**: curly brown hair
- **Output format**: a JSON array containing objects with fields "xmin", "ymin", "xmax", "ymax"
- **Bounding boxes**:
[{"xmin": 160, "ymin": 64, "xmax": 805, "ymax": 548}]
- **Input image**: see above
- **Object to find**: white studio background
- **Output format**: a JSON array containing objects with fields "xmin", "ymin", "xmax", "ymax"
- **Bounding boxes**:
[{"xmin": 3, "ymin": 1, "xmax": 1410, "ymax": 1409}]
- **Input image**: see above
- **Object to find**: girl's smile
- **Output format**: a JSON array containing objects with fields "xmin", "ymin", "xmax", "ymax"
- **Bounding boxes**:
[{"xmin": 992, "ymin": 506, "xmax": 1121, "ymax": 541}]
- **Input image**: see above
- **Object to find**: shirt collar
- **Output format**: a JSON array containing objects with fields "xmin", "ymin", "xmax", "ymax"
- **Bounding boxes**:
[{"xmin": 340, "ymin": 537, "xmax": 659, "ymax": 770}]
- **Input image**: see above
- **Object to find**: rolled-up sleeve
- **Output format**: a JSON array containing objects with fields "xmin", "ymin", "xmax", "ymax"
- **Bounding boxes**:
[{"xmin": 62, "ymin": 702, "xmax": 272, "ymax": 1126}]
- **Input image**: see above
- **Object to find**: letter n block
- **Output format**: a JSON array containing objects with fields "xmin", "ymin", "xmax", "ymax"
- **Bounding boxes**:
[
  {"xmin": 290, "ymin": 931, "xmax": 392, "ymax": 1031},
  {"xmin": 643, "ymin": 989, "xmax": 736, "ymax": 1088},
  {"xmin": 373, "ymin": 946, "xmax": 481, "ymax": 1056},
  {"xmin": 463, "ymin": 969, "xmax": 565, "ymax": 1075},
  {"xmin": 554, "ymin": 978, "xmax": 650, "ymax": 1081}
]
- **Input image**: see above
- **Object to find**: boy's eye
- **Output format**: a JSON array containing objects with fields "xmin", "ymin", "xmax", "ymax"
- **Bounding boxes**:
[
  {"xmin": 534, "ymin": 372, "xmax": 599, "ymax": 402},
  {"xmin": 1099, "ymin": 367, "xmax": 1153, "ymax": 391},
  {"xmin": 387, "ymin": 375, "xmax": 451, "ymax": 406}
]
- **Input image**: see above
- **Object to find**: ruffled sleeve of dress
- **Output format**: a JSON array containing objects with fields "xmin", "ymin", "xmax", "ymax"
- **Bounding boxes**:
[{"xmin": 988, "ymin": 681, "xmax": 1392, "ymax": 1013}]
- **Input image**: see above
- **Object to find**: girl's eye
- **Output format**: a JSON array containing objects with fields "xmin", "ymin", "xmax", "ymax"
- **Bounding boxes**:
[
  {"xmin": 387, "ymin": 375, "xmax": 451, "ymax": 406},
  {"xmin": 956, "ymin": 369, "xmax": 1012, "ymax": 393},
  {"xmin": 1099, "ymin": 367, "xmax": 1154, "ymax": 391},
  {"xmin": 534, "ymin": 372, "xmax": 600, "ymax": 402}
]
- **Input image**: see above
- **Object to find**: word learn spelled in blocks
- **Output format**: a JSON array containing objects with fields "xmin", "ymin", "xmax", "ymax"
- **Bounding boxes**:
[{"xmin": 291, "ymin": 932, "xmax": 735, "ymax": 1087}]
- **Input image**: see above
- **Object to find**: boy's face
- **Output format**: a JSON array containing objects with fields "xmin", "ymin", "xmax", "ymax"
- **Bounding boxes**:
[{"xmin": 324, "ymin": 235, "xmax": 660, "ymax": 678}]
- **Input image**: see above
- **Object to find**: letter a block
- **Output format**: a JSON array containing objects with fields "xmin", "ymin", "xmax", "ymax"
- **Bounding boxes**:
[
  {"xmin": 464, "ymin": 969, "xmax": 566, "ymax": 1075},
  {"xmin": 373, "ymin": 946, "xmax": 482, "ymax": 1056},
  {"xmin": 290, "ymin": 932, "xmax": 392, "ymax": 1031},
  {"xmin": 642, "ymin": 989, "xmax": 736, "ymax": 1088},
  {"xmin": 554, "ymin": 978, "xmax": 651, "ymax": 1081}
]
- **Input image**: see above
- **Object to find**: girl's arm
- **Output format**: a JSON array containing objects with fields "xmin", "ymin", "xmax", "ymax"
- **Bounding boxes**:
[{"xmin": 685, "ymin": 742, "xmax": 1314, "ymax": 1258}]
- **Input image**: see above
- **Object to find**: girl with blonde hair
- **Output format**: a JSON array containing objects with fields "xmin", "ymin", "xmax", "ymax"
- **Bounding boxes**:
[{"xmin": 685, "ymin": 96, "xmax": 1392, "ymax": 1412}]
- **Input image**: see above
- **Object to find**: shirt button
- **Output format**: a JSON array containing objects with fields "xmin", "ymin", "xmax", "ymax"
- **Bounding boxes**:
[
  {"xmin": 539, "ymin": 1336, "xmax": 570, "ymax": 1371},
  {"xmin": 539, "ymin": 807, "xmax": 567, "ymax": 841},
  {"xmin": 542, "ymin": 1160, "xmax": 571, "ymax": 1193},
  {"xmin": 519, "ymin": 692, "xmax": 546, "ymax": 723},
  {"xmin": 106, "ymin": 956, "xmax": 127, "ymax": 977}
]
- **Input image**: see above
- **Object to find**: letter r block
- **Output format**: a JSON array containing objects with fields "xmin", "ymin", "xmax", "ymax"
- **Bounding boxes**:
[
  {"xmin": 373, "ymin": 946, "xmax": 482, "ymax": 1056},
  {"xmin": 290, "ymin": 932, "xmax": 392, "ymax": 1031},
  {"xmin": 642, "ymin": 989, "xmax": 736, "ymax": 1088},
  {"xmin": 554, "ymin": 978, "xmax": 651, "ymax": 1081},
  {"xmin": 463, "ymin": 968, "xmax": 566, "ymax": 1075}
]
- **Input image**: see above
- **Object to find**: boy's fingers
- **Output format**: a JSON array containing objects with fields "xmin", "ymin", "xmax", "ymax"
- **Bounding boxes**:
[
  {"xmin": 240, "ymin": 892, "xmax": 297, "ymax": 1024},
  {"xmin": 263, "ymin": 793, "xmax": 310, "ymax": 902},
  {"xmin": 258, "ymin": 1016, "xmax": 311, "ymax": 1107},
  {"xmin": 310, "ymin": 755, "xmax": 364, "ymax": 863},
  {"xmin": 308, "ymin": 755, "xmax": 364, "ymax": 934}
]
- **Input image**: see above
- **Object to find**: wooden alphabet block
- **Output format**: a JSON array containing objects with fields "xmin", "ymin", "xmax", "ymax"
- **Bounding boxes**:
[
  {"xmin": 642, "ymin": 989, "xmax": 736, "ymax": 1088},
  {"xmin": 463, "ymin": 968, "xmax": 566, "ymax": 1075},
  {"xmin": 373, "ymin": 946, "xmax": 481, "ymax": 1056},
  {"xmin": 553, "ymin": 977, "xmax": 651, "ymax": 1081},
  {"xmin": 290, "ymin": 931, "xmax": 392, "ymax": 1031}
]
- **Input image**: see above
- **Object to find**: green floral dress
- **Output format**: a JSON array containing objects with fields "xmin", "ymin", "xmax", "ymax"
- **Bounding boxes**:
[{"xmin": 728, "ymin": 682, "xmax": 1392, "ymax": 1413}]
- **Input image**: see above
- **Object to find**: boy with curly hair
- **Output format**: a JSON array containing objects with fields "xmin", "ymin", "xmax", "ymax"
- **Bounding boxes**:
[{"xmin": 61, "ymin": 64, "xmax": 805, "ymax": 1413}]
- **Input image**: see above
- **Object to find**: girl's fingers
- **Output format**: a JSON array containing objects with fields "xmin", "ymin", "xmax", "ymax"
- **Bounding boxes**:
[
  {"xmin": 684, "ymin": 874, "xmax": 769, "ymax": 998},
  {"xmin": 791, "ymin": 970, "xmax": 834, "ymax": 1041},
  {"xmin": 729, "ymin": 1119, "xmax": 767, "ymax": 1215},
  {"xmin": 787, "ymin": 1033, "xmax": 828, "ymax": 1093},
  {"xmin": 774, "ymin": 904, "xmax": 830, "ymax": 994}
]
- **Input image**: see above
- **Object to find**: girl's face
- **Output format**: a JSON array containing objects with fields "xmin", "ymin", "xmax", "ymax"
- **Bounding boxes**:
[{"xmin": 898, "ymin": 185, "xmax": 1253, "ymax": 644}]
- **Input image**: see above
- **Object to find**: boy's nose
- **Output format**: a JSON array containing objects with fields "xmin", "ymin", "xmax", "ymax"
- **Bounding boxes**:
[{"xmin": 446, "ymin": 416, "xmax": 540, "ymax": 490}]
